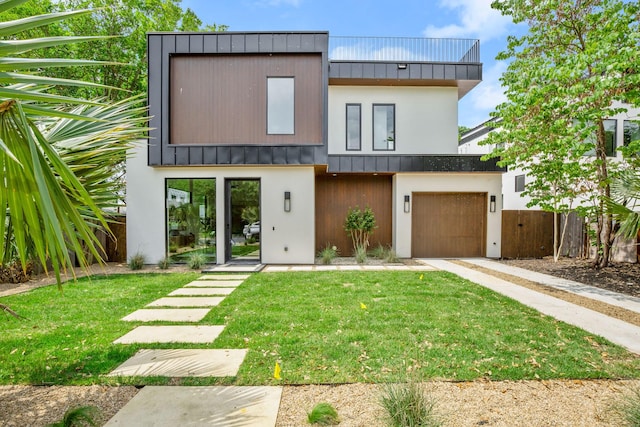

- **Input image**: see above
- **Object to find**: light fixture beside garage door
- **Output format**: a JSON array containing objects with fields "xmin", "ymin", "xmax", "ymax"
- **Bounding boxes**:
[
  {"xmin": 490, "ymin": 195, "xmax": 496, "ymax": 213},
  {"xmin": 284, "ymin": 191, "xmax": 291, "ymax": 212},
  {"xmin": 404, "ymin": 195, "xmax": 410, "ymax": 213}
]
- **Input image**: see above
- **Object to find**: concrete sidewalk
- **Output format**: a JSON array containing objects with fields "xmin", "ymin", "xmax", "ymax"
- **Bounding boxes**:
[{"xmin": 423, "ymin": 259, "xmax": 640, "ymax": 354}]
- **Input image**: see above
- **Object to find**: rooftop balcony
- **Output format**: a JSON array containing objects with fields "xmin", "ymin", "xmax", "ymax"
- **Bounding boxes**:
[{"xmin": 329, "ymin": 36, "xmax": 480, "ymax": 63}]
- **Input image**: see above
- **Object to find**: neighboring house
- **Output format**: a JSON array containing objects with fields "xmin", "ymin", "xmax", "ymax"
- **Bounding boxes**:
[
  {"xmin": 127, "ymin": 32, "xmax": 505, "ymax": 265},
  {"xmin": 459, "ymin": 106, "xmax": 640, "ymax": 261}
]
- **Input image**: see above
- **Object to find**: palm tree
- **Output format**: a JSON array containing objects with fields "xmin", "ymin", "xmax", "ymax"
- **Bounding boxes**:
[
  {"xmin": 608, "ymin": 169, "xmax": 640, "ymax": 241},
  {"xmin": 0, "ymin": 0, "xmax": 148, "ymax": 284}
]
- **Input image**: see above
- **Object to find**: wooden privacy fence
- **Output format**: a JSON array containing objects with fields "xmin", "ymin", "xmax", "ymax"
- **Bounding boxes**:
[
  {"xmin": 95, "ymin": 214, "xmax": 127, "ymax": 263},
  {"xmin": 501, "ymin": 210, "xmax": 554, "ymax": 259}
]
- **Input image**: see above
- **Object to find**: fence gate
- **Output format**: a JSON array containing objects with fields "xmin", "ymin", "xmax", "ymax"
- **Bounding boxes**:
[{"xmin": 501, "ymin": 210, "xmax": 554, "ymax": 259}]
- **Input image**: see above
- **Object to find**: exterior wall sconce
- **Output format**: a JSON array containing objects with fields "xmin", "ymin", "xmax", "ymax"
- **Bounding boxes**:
[
  {"xmin": 404, "ymin": 195, "xmax": 411, "ymax": 213},
  {"xmin": 284, "ymin": 191, "xmax": 291, "ymax": 212},
  {"xmin": 397, "ymin": 63, "xmax": 407, "ymax": 69},
  {"xmin": 490, "ymin": 195, "xmax": 496, "ymax": 213}
]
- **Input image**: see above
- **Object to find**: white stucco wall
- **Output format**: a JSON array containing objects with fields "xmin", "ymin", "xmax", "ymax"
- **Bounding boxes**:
[
  {"xmin": 126, "ymin": 144, "xmax": 316, "ymax": 264},
  {"xmin": 394, "ymin": 173, "xmax": 503, "ymax": 259},
  {"xmin": 328, "ymin": 86, "xmax": 459, "ymax": 155}
]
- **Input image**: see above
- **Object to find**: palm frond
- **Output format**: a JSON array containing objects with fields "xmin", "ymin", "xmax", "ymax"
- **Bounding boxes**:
[
  {"xmin": 0, "ymin": 9, "xmax": 94, "ymax": 37},
  {"xmin": 0, "ymin": 57, "xmax": 119, "ymax": 71},
  {"xmin": 0, "ymin": 36, "xmax": 109, "ymax": 56}
]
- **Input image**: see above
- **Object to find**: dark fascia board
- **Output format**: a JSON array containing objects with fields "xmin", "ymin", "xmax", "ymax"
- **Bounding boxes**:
[
  {"xmin": 327, "ymin": 155, "xmax": 505, "ymax": 173},
  {"xmin": 329, "ymin": 60, "xmax": 482, "ymax": 98}
]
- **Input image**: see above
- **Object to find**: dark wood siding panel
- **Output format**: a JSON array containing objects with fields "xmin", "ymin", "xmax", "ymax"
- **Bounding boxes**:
[
  {"xmin": 170, "ymin": 54, "xmax": 322, "ymax": 146},
  {"xmin": 501, "ymin": 210, "xmax": 554, "ymax": 259},
  {"xmin": 315, "ymin": 175, "xmax": 392, "ymax": 255},
  {"xmin": 412, "ymin": 193, "xmax": 486, "ymax": 258}
]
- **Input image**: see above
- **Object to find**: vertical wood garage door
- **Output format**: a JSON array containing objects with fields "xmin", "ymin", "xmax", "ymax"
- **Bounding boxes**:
[{"xmin": 412, "ymin": 192, "xmax": 487, "ymax": 258}]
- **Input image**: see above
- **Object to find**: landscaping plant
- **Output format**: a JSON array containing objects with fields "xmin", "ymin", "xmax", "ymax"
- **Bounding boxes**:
[
  {"xmin": 127, "ymin": 252, "xmax": 145, "ymax": 270},
  {"xmin": 611, "ymin": 387, "xmax": 640, "ymax": 427},
  {"xmin": 157, "ymin": 257, "xmax": 171, "ymax": 270},
  {"xmin": 46, "ymin": 405, "xmax": 99, "ymax": 427},
  {"xmin": 344, "ymin": 206, "xmax": 376, "ymax": 254},
  {"xmin": 187, "ymin": 252, "xmax": 207, "ymax": 269},
  {"xmin": 307, "ymin": 402, "xmax": 340, "ymax": 425},
  {"xmin": 380, "ymin": 380, "xmax": 442, "ymax": 427},
  {"xmin": 318, "ymin": 244, "xmax": 339, "ymax": 265}
]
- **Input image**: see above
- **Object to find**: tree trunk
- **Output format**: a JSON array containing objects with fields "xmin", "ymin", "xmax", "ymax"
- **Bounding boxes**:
[{"xmin": 594, "ymin": 119, "xmax": 613, "ymax": 269}]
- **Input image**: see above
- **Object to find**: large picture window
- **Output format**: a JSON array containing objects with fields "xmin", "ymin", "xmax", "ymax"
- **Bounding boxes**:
[
  {"xmin": 346, "ymin": 104, "xmax": 361, "ymax": 150},
  {"xmin": 267, "ymin": 77, "xmax": 294, "ymax": 135},
  {"xmin": 373, "ymin": 104, "xmax": 395, "ymax": 151}
]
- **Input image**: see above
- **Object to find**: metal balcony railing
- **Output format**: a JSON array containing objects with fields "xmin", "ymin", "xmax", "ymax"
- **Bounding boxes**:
[{"xmin": 329, "ymin": 36, "xmax": 480, "ymax": 63}]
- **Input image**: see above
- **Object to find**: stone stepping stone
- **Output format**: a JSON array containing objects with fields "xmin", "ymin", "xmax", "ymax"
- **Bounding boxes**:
[
  {"xmin": 122, "ymin": 308, "xmax": 210, "ymax": 322},
  {"xmin": 169, "ymin": 288, "xmax": 236, "ymax": 296},
  {"xmin": 108, "ymin": 349, "xmax": 248, "ymax": 378},
  {"xmin": 113, "ymin": 325, "xmax": 225, "ymax": 344},
  {"xmin": 186, "ymin": 280, "xmax": 243, "ymax": 288},
  {"xmin": 105, "ymin": 385, "xmax": 281, "ymax": 426},
  {"xmin": 198, "ymin": 274, "xmax": 250, "ymax": 280},
  {"xmin": 146, "ymin": 297, "xmax": 224, "ymax": 308}
]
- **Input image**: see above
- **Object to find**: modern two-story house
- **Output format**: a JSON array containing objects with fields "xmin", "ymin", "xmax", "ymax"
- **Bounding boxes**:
[{"xmin": 126, "ymin": 31, "xmax": 505, "ymax": 265}]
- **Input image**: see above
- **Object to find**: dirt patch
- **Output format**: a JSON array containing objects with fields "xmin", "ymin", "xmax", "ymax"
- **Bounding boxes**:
[{"xmin": 501, "ymin": 257, "xmax": 640, "ymax": 298}]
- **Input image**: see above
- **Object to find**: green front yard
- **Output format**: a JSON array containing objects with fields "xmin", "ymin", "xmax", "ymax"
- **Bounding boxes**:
[{"xmin": 1, "ymin": 271, "xmax": 638, "ymax": 386}]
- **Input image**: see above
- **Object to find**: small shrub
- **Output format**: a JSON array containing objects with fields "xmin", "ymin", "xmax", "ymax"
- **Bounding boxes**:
[
  {"xmin": 307, "ymin": 402, "xmax": 340, "ymax": 425},
  {"xmin": 369, "ymin": 243, "xmax": 386, "ymax": 259},
  {"xmin": 187, "ymin": 252, "xmax": 207, "ymax": 270},
  {"xmin": 47, "ymin": 405, "xmax": 99, "ymax": 427},
  {"xmin": 344, "ymin": 206, "xmax": 376, "ymax": 252},
  {"xmin": 318, "ymin": 245, "xmax": 339, "ymax": 265},
  {"xmin": 355, "ymin": 245, "xmax": 367, "ymax": 264},
  {"xmin": 384, "ymin": 249, "xmax": 400, "ymax": 264},
  {"xmin": 610, "ymin": 387, "xmax": 640, "ymax": 426},
  {"xmin": 380, "ymin": 381, "xmax": 442, "ymax": 427},
  {"xmin": 157, "ymin": 257, "xmax": 171, "ymax": 270},
  {"xmin": 128, "ymin": 252, "xmax": 145, "ymax": 270}
]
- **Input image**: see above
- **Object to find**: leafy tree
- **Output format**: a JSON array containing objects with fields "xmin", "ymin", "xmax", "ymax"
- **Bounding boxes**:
[
  {"xmin": 344, "ymin": 206, "xmax": 376, "ymax": 253},
  {"xmin": 9, "ymin": 0, "xmax": 227, "ymax": 99},
  {"xmin": 485, "ymin": 0, "xmax": 640, "ymax": 267},
  {"xmin": 458, "ymin": 125, "xmax": 471, "ymax": 140},
  {"xmin": 0, "ymin": 0, "xmax": 148, "ymax": 284}
]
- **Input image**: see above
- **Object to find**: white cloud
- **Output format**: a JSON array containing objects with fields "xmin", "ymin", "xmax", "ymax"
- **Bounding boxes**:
[{"xmin": 423, "ymin": 0, "xmax": 512, "ymax": 42}]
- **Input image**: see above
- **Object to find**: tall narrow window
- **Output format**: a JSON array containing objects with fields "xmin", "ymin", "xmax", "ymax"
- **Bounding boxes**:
[
  {"xmin": 624, "ymin": 120, "xmax": 640, "ymax": 147},
  {"xmin": 267, "ymin": 77, "xmax": 294, "ymax": 134},
  {"xmin": 373, "ymin": 104, "xmax": 395, "ymax": 150},
  {"xmin": 346, "ymin": 104, "xmax": 361, "ymax": 150},
  {"xmin": 582, "ymin": 119, "xmax": 617, "ymax": 157},
  {"xmin": 515, "ymin": 174, "xmax": 525, "ymax": 193}
]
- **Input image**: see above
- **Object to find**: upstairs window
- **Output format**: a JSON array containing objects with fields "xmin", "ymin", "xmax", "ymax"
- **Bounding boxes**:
[
  {"xmin": 515, "ymin": 174, "xmax": 525, "ymax": 193},
  {"xmin": 583, "ymin": 119, "xmax": 616, "ymax": 157},
  {"xmin": 346, "ymin": 104, "xmax": 361, "ymax": 150},
  {"xmin": 624, "ymin": 120, "xmax": 640, "ymax": 146},
  {"xmin": 373, "ymin": 104, "xmax": 395, "ymax": 151},
  {"xmin": 267, "ymin": 77, "xmax": 294, "ymax": 135}
]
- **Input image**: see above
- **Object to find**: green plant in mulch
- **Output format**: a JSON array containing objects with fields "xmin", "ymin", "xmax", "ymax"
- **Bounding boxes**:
[
  {"xmin": 355, "ymin": 245, "xmax": 368, "ymax": 264},
  {"xmin": 187, "ymin": 252, "xmax": 207, "ymax": 269},
  {"xmin": 610, "ymin": 387, "xmax": 640, "ymax": 426},
  {"xmin": 369, "ymin": 243, "xmax": 387, "ymax": 260},
  {"xmin": 157, "ymin": 257, "xmax": 171, "ymax": 270},
  {"xmin": 384, "ymin": 249, "xmax": 400, "ymax": 264},
  {"xmin": 46, "ymin": 405, "xmax": 99, "ymax": 427},
  {"xmin": 380, "ymin": 380, "xmax": 442, "ymax": 427},
  {"xmin": 344, "ymin": 206, "xmax": 376, "ymax": 253},
  {"xmin": 127, "ymin": 252, "xmax": 145, "ymax": 270},
  {"xmin": 307, "ymin": 402, "xmax": 340, "ymax": 425},
  {"xmin": 318, "ymin": 244, "xmax": 339, "ymax": 265}
]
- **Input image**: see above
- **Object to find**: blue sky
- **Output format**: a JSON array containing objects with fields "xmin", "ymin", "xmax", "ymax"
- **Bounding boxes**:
[{"xmin": 182, "ymin": 0, "xmax": 525, "ymax": 128}]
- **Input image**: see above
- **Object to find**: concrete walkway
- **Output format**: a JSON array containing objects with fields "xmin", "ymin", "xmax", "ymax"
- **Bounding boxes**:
[{"xmin": 424, "ymin": 259, "xmax": 640, "ymax": 354}]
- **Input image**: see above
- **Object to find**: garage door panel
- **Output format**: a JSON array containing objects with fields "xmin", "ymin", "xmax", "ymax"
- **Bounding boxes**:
[{"xmin": 412, "ymin": 193, "xmax": 486, "ymax": 258}]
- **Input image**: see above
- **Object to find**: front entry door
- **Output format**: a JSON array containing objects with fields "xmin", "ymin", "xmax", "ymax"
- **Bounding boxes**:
[{"xmin": 224, "ymin": 179, "xmax": 261, "ymax": 263}]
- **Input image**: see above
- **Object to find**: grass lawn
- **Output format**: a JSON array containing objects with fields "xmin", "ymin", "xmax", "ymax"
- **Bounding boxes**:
[{"xmin": 1, "ymin": 271, "xmax": 639, "ymax": 386}]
